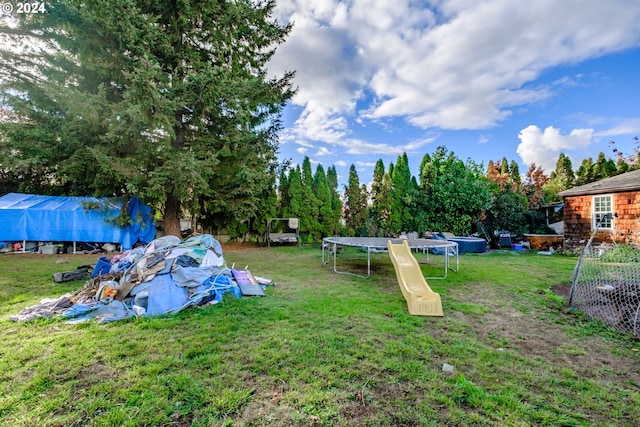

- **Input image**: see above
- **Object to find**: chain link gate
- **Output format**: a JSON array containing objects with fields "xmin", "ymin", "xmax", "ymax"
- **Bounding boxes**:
[{"xmin": 569, "ymin": 214, "xmax": 640, "ymax": 337}]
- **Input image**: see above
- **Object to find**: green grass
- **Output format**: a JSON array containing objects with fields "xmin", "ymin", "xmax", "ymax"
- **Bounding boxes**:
[{"xmin": 0, "ymin": 247, "xmax": 638, "ymax": 426}]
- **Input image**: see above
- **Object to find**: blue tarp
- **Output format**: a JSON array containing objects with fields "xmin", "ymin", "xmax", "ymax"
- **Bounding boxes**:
[{"xmin": 0, "ymin": 193, "xmax": 155, "ymax": 250}]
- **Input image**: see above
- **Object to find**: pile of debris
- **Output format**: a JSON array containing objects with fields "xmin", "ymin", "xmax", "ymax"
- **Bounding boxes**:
[{"xmin": 10, "ymin": 234, "xmax": 272, "ymax": 323}]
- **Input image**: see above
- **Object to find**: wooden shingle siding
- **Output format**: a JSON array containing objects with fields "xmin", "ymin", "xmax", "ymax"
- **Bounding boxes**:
[{"xmin": 563, "ymin": 191, "xmax": 640, "ymax": 249}]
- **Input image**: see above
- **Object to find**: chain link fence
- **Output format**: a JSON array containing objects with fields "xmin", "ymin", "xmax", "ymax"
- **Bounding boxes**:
[{"xmin": 570, "ymin": 239, "xmax": 640, "ymax": 338}]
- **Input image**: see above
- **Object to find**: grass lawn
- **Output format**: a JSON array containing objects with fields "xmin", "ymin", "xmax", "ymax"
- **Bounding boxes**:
[{"xmin": 0, "ymin": 245, "xmax": 639, "ymax": 426}]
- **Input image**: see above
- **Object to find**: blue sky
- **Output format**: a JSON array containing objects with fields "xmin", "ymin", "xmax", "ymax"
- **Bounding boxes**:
[{"xmin": 267, "ymin": 0, "xmax": 640, "ymax": 188}]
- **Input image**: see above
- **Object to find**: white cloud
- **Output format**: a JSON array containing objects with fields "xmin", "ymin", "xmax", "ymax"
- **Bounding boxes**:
[
  {"xmin": 355, "ymin": 161, "xmax": 377, "ymax": 168},
  {"xmin": 595, "ymin": 119, "xmax": 640, "ymax": 138},
  {"xmin": 364, "ymin": 0, "xmax": 640, "ymax": 129},
  {"xmin": 314, "ymin": 146, "xmax": 333, "ymax": 156},
  {"xmin": 516, "ymin": 125, "xmax": 594, "ymax": 172},
  {"xmin": 270, "ymin": 0, "xmax": 640, "ymax": 147},
  {"xmin": 337, "ymin": 138, "xmax": 417, "ymax": 156}
]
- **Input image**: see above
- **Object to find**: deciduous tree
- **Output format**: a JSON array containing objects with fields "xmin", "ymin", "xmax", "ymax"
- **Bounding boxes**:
[
  {"xmin": 420, "ymin": 146, "xmax": 492, "ymax": 235},
  {"xmin": 522, "ymin": 163, "xmax": 549, "ymax": 210}
]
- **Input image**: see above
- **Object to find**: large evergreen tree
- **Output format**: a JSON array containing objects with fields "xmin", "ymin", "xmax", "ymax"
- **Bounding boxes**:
[
  {"xmin": 390, "ymin": 153, "xmax": 413, "ymax": 234},
  {"xmin": 300, "ymin": 156, "xmax": 320, "ymax": 239},
  {"xmin": 285, "ymin": 166, "xmax": 303, "ymax": 221},
  {"xmin": 325, "ymin": 165, "xmax": 343, "ymax": 236},
  {"xmin": 509, "ymin": 160, "xmax": 521, "ymax": 190},
  {"xmin": 549, "ymin": 153, "xmax": 574, "ymax": 187},
  {"xmin": 545, "ymin": 153, "xmax": 575, "ymax": 202},
  {"xmin": 312, "ymin": 165, "xmax": 332, "ymax": 238},
  {"xmin": 0, "ymin": 0, "xmax": 295, "ymax": 236},
  {"xmin": 277, "ymin": 168, "xmax": 291, "ymax": 217},
  {"xmin": 591, "ymin": 152, "xmax": 616, "ymax": 181},
  {"xmin": 369, "ymin": 159, "xmax": 394, "ymax": 236},
  {"xmin": 575, "ymin": 157, "xmax": 595, "ymax": 186},
  {"xmin": 343, "ymin": 164, "xmax": 367, "ymax": 236}
]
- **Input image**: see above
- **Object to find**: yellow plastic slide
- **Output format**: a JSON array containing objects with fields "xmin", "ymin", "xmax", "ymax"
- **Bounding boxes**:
[{"xmin": 387, "ymin": 240, "xmax": 443, "ymax": 316}]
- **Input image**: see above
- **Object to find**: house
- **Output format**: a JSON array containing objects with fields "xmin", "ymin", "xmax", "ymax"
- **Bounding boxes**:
[{"xmin": 558, "ymin": 169, "xmax": 640, "ymax": 249}]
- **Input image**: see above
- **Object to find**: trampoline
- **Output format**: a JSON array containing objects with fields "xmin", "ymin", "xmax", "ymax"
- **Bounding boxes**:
[{"xmin": 322, "ymin": 237, "xmax": 458, "ymax": 279}]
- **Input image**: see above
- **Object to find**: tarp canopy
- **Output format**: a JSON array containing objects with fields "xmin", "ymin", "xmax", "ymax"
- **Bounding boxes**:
[{"xmin": 0, "ymin": 193, "xmax": 155, "ymax": 250}]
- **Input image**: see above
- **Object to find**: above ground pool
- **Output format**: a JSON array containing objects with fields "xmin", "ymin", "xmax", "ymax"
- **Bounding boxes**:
[{"xmin": 446, "ymin": 237, "xmax": 487, "ymax": 253}]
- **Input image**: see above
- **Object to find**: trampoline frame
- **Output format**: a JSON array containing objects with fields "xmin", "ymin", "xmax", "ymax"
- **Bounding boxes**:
[{"xmin": 322, "ymin": 237, "xmax": 458, "ymax": 279}]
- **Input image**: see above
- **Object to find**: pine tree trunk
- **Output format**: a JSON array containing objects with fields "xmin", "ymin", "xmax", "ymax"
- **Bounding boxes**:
[{"xmin": 164, "ymin": 194, "xmax": 182, "ymax": 237}]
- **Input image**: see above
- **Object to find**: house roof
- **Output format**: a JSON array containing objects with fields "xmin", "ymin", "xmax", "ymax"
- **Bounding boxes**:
[{"xmin": 558, "ymin": 169, "xmax": 640, "ymax": 197}]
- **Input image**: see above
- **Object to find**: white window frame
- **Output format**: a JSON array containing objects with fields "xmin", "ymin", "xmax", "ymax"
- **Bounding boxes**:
[{"xmin": 592, "ymin": 194, "xmax": 613, "ymax": 230}]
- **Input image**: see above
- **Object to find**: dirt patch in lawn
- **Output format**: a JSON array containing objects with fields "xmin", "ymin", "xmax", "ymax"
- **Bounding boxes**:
[
  {"xmin": 446, "ymin": 284, "xmax": 640, "ymax": 388},
  {"xmin": 550, "ymin": 283, "xmax": 571, "ymax": 299},
  {"xmin": 221, "ymin": 242, "xmax": 265, "ymax": 252}
]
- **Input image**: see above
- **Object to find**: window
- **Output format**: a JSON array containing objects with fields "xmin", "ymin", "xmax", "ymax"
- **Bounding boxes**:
[{"xmin": 593, "ymin": 195, "xmax": 613, "ymax": 229}]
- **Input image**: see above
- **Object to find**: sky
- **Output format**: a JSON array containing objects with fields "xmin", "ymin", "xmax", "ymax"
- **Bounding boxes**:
[{"xmin": 267, "ymin": 0, "xmax": 640, "ymax": 187}]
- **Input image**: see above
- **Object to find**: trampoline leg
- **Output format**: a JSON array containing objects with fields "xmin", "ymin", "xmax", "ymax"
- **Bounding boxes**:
[
  {"xmin": 322, "ymin": 242, "xmax": 327, "ymax": 265},
  {"xmin": 330, "ymin": 243, "xmax": 371, "ymax": 279},
  {"xmin": 425, "ymin": 244, "xmax": 458, "ymax": 280}
]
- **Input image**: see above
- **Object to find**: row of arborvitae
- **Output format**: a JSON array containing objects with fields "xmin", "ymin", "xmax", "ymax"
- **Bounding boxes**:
[{"xmin": 260, "ymin": 145, "xmax": 637, "ymax": 243}]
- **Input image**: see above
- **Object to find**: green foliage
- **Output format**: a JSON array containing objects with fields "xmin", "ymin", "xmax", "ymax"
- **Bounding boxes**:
[
  {"xmin": 420, "ymin": 146, "xmax": 492, "ymax": 235},
  {"xmin": 550, "ymin": 153, "xmax": 574, "ymax": 187},
  {"xmin": 274, "ymin": 163, "xmax": 343, "ymax": 241},
  {"xmin": 326, "ymin": 165, "xmax": 343, "ymax": 236},
  {"xmin": 615, "ymin": 157, "xmax": 629, "ymax": 175},
  {"xmin": 368, "ymin": 159, "xmax": 394, "ymax": 236},
  {"xmin": 600, "ymin": 244, "xmax": 640, "ymax": 263},
  {"xmin": 483, "ymin": 187, "xmax": 528, "ymax": 236},
  {"xmin": 592, "ymin": 152, "xmax": 617, "ymax": 181},
  {"xmin": 294, "ymin": 146, "xmax": 497, "ymax": 239},
  {"xmin": 285, "ymin": 166, "xmax": 303, "ymax": 220},
  {"xmin": 313, "ymin": 165, "xmax": 333, "ymax": 238},
  {"xmin": 81, "ymin": 198, "xmax": 135, "ymax": 228},
  {"xmin": 575, "ymin": 157, "xmax": 595, "ymax": 186},
  {"xmin": 300, "ymin": 157, "xmax": 321, "ymax": 239},
  {"xmin": 509, "ymin": 160, "xmax": 521, "ymax": 189},
  {"xmin": 569, "ymin": 152, "xmax": 622, "ymax": 188},
  {"xmin": 545, "ymin": 153, "xmax": 575, "ymax": 203},
  {"xmin": 344, "ymin": 164, "xmax": 368, "ymax": 236},
  {"xmin": 390, "ymin": 153, "xmax": 415, "ymax": 234}
]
